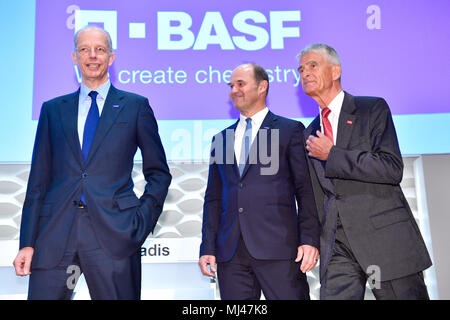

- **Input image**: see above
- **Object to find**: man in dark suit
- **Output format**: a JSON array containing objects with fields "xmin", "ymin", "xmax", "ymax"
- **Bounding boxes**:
[
  {"xmin": 13, "ymin": 26, "xmax": 171, "ymax": 299},
  {"xmin": 298, "ymin": 43, "xmax": 432, "ymax": 299},
  {"xmin": 198, "ymin": 63, "xmax": 320, "ymax": 300}
]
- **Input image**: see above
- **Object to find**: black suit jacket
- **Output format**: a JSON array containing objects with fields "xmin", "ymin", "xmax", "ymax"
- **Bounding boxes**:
[
  {"xmin": 200, "ymin": 111, "xmax": 320, "ymax": 262},
  {"xmin": 305, "ymin": 92, "xmax": 432, "ymax": 282},
  {"xmin": 20, "ymin": 85, "xmax": 171, "ymax": 269}
]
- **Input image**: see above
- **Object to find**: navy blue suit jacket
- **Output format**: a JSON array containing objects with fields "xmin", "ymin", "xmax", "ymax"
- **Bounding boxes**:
[
  {"xmin": 20, "ymin": 85, "xmax": 171, "ymax": 269},
  {"xmin": 200, "ymin": 111, "xmax": 320, "ymax": 262}
]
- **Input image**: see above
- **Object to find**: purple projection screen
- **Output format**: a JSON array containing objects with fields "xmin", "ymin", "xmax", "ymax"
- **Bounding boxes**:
[{"xmin": 32, "ymin": 0, "xmax": 450, "ymax": 120}]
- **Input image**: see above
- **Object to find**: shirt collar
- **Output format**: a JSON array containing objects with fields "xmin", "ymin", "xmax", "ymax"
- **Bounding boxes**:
[
  {"xmin": 239, "ymin": 107, "xmax": 269, "ymax": 127},
  {"xmin": 318, "ymin": 90, "xmax": 344, "ymax": 116},
  {"xmin": 328, "ymin": 90, "xmax": 344, "ymax": 115},
  {"xmin": 80, "ymin": 80, "xmax": 111, "ymax": 102}
]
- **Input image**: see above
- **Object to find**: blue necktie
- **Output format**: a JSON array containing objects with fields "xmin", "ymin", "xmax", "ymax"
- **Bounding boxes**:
[
  {"xmin": 239, "ymin": 118, "xmax": 252, "ymax": 176},
  {"xmin": 81, "ymin": 91, "xmax": 99, "ymax": 203},
  {"xmin": 82, "ymin": 91, "xmax": 99, "ymax": 162}
]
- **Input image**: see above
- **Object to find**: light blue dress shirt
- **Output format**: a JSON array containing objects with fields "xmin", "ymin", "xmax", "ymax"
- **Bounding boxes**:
[{"xmin": 77, "ymin": 80, "xmax": 111, "ymax": 148}]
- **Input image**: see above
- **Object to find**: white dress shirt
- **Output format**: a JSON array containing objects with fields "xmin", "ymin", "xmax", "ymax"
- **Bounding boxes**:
[
  {"xmin": 77, "ymin": 80, "xmax": 111, "ymax": 148},
  {"xmin": 234, "ymin": 107, "xmax": 269, "ymax": 164},
  {"xmin": 319, "ymin": 90, "xmax": 344, "ymax": 144}
]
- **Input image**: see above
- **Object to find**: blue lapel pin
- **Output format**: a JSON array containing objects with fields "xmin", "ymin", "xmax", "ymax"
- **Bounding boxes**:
[{"xmin": 112, "ymin": 104, "xmax": 120, "ymax": 108}]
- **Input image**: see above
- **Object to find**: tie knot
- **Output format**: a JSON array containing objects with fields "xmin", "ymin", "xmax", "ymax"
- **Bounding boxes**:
[
  {"xmin": 245, "ymin": 118, "xmax": 252, "ymax": 125},
  {"xmin": 321, "ymin": 107, "xmax": 331, "ymax": 119},
  {"xmin": 88, "ymin": 91, "xmax": 98, "ymax": 100}
]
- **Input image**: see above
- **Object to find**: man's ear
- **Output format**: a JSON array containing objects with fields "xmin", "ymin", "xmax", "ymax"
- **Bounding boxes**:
[
  {"xmin": 72, "ymin": 51, "xmax": 78, "ymax": 66},
  {"xmin": 108, "ymin": 52, "xmax": 115, "ymax": 66},
  {"xmin": 332, "ymin": 64, "xmax": 341, "ymax": 82},
  {"xmin": 258, "ymin": 80, "xmax": 268, "ymax": 95}
]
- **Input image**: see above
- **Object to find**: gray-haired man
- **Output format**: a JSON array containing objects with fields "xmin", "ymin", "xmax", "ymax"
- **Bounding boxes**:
[{"xmin": 298, "ymin": 43, "xmax": 431, "ymax": 299}]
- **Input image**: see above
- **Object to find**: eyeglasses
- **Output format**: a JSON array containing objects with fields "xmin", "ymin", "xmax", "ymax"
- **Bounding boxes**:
[{"xmin": 77, "ymin": 46, "xmax": 109, "ymax": 56}]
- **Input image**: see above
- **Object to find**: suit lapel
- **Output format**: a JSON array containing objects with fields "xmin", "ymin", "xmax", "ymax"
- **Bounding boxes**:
[
  {"xmin": 305, "ymin": 115, "xmax": 320, "ymax": 139},
  {"xmin": 59, "ymin": 89, "xmax": 83, "ymax": 166},
  {"xmin": 335, "ymin": 92, "xmax": 357, "ymax": 149},
  {"xmin": 224, "ymin": 120, "xmax": 240, "ymax": 178},
  {"xmin": 306, "ymin": 114, "xmax": 336, "ymax": 186},
  {"xmin": 306, "ymin": 116, "xmax": 328, "ymax": 177},
  {"xmin": 240, "ymin": 111, "xmax": 275, "ymax": 179},
  {"xmin": 305, "ymin": 115, "xmax": 323, "ymax": 170},
  {"xmin": 85, "ymin": 85, "xmax": 126, "ymax": 166}
]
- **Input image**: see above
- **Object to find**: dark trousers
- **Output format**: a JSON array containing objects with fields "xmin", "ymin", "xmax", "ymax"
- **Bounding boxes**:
[
  {"xmin": 217, "ymin": 236, "xmax": 310, "ymax": 300},
  {"xmin": 320, "ymin": 218, "xmax": 429, "ymax": 300},
  {"xmin": 28, "ymin": 207, "xmax": 141, "ymax": 300}
]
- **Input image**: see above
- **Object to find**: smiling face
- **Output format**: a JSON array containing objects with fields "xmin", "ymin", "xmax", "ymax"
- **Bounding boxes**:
[
  {"xmin": 229, "ymin": 64, "xmax": 268, "ymax": 116},
  {"xmin": 72, "ymin": 28, "xmax": 115, "ymax": 89},
  {"xmin": 298, "ymin": 51, "xmax": 341, "ymax": 106}
]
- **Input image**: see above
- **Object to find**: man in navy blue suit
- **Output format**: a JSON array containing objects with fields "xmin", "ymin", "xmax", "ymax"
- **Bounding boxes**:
[
  {"xmin": 198, "ymin": 63, "xmax": 320, "ymax": 300},
  {"xmin": 13, "ymin": 26, "xmax": 171, "ymax": 299}
]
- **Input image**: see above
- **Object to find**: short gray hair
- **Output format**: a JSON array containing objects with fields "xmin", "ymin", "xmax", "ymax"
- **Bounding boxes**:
[
  {"xmin": 297, "ymin": 43, "xmax": 341, "ymax": 66},
  {"xmin": 74, "ymin": 26, "xmax": 113, "ymax": 54}
]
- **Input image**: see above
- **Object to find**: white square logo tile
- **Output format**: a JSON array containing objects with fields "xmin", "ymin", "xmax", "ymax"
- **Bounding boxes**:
[{"xmin": 129, "ymin": 22, "xmax": 146, "ymax": 38}]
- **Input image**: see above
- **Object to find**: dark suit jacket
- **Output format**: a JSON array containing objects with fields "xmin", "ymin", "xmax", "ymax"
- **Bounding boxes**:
[
  {"xmin": 305, "ymin": 92, "xmax": 432, "ymax": 282},
  {"xmin": 200, "ymin": 111, "xmax": 320, "ymax": 262},
  {"xmin": 20, "ymin": 85, "xmax": 171, "ymax": 269}
]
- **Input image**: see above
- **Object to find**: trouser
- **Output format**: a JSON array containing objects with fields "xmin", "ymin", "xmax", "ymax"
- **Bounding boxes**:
[
  {"xmin": 28, "ymin": 207, "xmax": 141, "ymax": 300},
  {"xmin": 217, "ymin": 236, "xmax": 310, "ymax": 300},
  {"xmin": 320, "ymin": 217, "xmax": 429, "ymax": 300}
]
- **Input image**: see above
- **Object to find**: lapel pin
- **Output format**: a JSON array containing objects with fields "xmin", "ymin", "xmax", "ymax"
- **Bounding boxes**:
[
  {"xmin": 347, "ymin": 120, "xmax": 353, "ymax": 125},
  {"xmin": 113, "ymin": 104, "xmax": 120, "ymax": 108}
]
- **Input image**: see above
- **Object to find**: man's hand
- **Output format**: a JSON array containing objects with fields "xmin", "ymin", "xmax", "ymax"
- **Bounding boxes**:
[
  {"xmin": 295, "ymin": 245, "xmax": 319, "ymax": 273},
  {"xmin": 13, "ymin": 247, "xmax": 34, "ymax": 276},
  {"xmin": 198, "ymin": 255, "xmax": 217, "ymax": 277},
  {"xmin": 306, "ymin": 131, "xmax": 333, "ymax": 160}
]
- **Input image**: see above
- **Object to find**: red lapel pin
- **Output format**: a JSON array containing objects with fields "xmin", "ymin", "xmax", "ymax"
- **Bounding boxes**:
[{"xmin": 347, "ymin": 120, "xmax": 353, "ymax": 125}]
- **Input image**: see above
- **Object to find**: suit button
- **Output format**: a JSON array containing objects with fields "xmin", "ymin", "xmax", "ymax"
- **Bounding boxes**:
[
  {"xmin": 239, "ymin": 183, "xmax": 243, "ymax": 188},
  {"xmin": 82, "ymin": 172, "xmax": 87, "ymax": 178},
  {"xmin": 238, "ymin": 208, "xmax": 244, "ymax": 213}
]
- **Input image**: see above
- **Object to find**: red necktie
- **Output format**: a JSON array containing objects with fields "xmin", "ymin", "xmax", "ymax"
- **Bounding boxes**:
[{"xmin": 321, "ymin": 107, "xmax": 333, "ymax": 143}]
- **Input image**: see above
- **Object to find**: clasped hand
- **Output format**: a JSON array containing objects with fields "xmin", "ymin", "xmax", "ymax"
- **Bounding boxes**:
[{"xmin": 306, "ymin": 131, "xmax": 333, "ymax": 160}]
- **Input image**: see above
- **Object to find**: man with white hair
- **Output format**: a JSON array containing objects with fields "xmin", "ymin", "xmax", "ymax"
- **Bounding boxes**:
[{"xmin": 298, "ymin": 43, "xmax": 431, "ymax": 299}]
